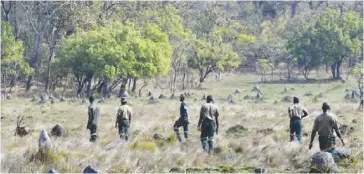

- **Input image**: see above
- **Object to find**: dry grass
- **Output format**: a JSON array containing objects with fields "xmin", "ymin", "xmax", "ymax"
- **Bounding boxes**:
[{"xmin": 1, "ymin": 73, "xmax": 363, "ymax": 173}]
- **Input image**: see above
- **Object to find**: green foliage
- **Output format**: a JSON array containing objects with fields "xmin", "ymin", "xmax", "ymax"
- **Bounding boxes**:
[
  {"xmin": 58, "ymin": 21, "xmax": 172, "ymax": 85},
  {"xmin": 189, "ymin": 39, "xmax": 240, "ymax": 82},
  {"xmin": 1, "ymin": 21, "xmax": 32, "ymax": 77}
]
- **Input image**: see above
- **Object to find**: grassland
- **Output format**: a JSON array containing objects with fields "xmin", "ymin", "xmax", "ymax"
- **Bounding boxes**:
[{"xmin": 1, "ymin": 73, "xmax": 363, "ymax": 173}]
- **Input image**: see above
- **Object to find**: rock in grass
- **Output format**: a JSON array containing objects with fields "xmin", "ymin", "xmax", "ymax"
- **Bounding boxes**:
[
  {"xmin": 158, "ymin": 94, "xmax": 166, "ymax": 99},
  {"xmin": 234, "ymin": 89, "xmax": 240, "ymax": 94},
  {"xmin": 309, "ymin": 151, "xmax": 338, "ymax": 173},
  {"xmin": 254, "ymin": 168, "xmax": 267, "ymax": 174},
  {"xmin": 51, "ymin": 124, "xmax": 65, "ymax": 137},
  {"xmin": 324, "ymin": 147, "xmax": 349, "ymax": 162},
  {"xmin": 6, "ymin": 94, "xmax": 11, "ymax": 100},
  {"xmin": 48, "ymin": 169, "xmax": 58, "ymax": 173},
  {"xmin": 226, "ymin": 125, "xmax": 248, "ymax": 135},
  {"xmin": 83, "ymin": 165, "xmax": 99, "ymax": 173},
  {"xmin": 38, "ymin": 130, "xmax": 52, "ymax": 152}
]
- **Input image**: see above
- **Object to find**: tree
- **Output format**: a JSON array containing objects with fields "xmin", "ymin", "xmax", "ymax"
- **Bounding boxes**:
[
  {"xmin": 1, "ymin": 21, "xmax": 32, "ymax": 94},
  {"xmin": 315, "ymin": 9, "xmax": 362, "ymax": 79},
  {"xmin": 287, "ymin": 24, "xmax": 323, "ymax": 80},
  {"xmin": 58, "ymin": 21, "xmax": 171, "ymax": 96},
  {"xmin": 257, "ymin": 58, "xmax": 273, "ymax": 82},
  {"xmin": 189, "ymin": 39, "xmax": 239, "ymax": 86},
  {"xmin": 349, "ymin": 61, "xmax": 363, "ymax": 95}
]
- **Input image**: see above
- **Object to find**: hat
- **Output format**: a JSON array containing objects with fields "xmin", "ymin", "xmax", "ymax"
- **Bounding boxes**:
[{"xmin": 322, "ymin": 102, "xmax": 330, "ymax": 110}]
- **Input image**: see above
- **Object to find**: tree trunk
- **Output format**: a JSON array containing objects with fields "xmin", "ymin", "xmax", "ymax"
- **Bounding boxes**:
[
  {"xmin": 119, "ymin": 78, "xmax": 128, "ymax": 97},
  {"xmin": 4, "ymin": 69, "xmax": 8, "ymax": 100},
  {"xmin": 173, "ymin": 69, "xmax": 178, "ymax": 93},
  {"xmin": 331, "ymin": 63, "xmax": 336, "ymax": 79},
  {"xmin": 86, "ymin": 78, "xmax": 92, "ymax": 97},
  {"xmin": 132, "ymin": 77, "xmax": 137, "ymax": 93},
  {"xmin": 182, "ymin": 71, "xmax": 186, "ymax": 90},
  {"xmin": 128, "ymin": 78, "xmax": 132, "ymax": 91},
  {"xmin": 336, "ymin": 61, "xmax": 342, "ymax": 79}
]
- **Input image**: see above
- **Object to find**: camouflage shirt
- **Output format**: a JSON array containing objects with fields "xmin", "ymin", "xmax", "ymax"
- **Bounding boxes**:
[
  {"xmin": 312, "ymin": 112, "xmax": 339, "ymax": 137},
  {"xmin": 180, "ymin": 102, "xmax": 188, "ymax": 120},
  {"xmin": 117, "ymin": 105, "xmax": 132, "ymax": 120},
  {"xmin": 88, "ymin": 103, "xmax": 100, "ymax": 126},
  {"xmin": 200, "ymin": 103, "xmax": 219, "ymax": 121},
  {"xmin": 288, "ymin": 104, "xmax": 308, "ymax": 119}
]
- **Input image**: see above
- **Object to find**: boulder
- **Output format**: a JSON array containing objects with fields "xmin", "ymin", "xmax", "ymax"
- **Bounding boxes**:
[
  {"xmin": 256, "ymin": 92, "xmax": 262, "ymax": 98},
  {"xmin": 158, "ymin": 94, "xmax": 166, "ymax": 99},
  {"xmin": 48, "ymin": 169, "xmax": 58, "ymax": 173},
  {"xmin": 344, "ymin": 93, "xmax": 351, "ymax": 99},
  {"xmin": 283, "ymin": 96, "xmax": 292, "ymax": 102},
  {"xmin": 51, "ymin": 124, "xmax": 65, "ymax": 137},
  {"xmin": 324, "ymin": 147, "xmax": 350, "ymax": 162},
  {"xmin": 234, "ymin": 89, "xmax": 240, "ymax": 94},
  {"xmin": 147, "ymin": 91, "xmax": 152, "ymax": 97},
  {"xmin": 305, "ymin": 92, "xmax": 313, "ymax": 96},
  {"xmin": 254, "ymin": 168, "xmax": 266, "ymax": 174},
  {"xmin": 309, "ymin": 151, "xmax": 338, "ymax": 173},
  {"xmin": 83, "ymin": 165, "xmax": 99, "ymax": 173},
  {"xmin": 38, "ymin": 130, "xmax": 52, "ymax": 152}
]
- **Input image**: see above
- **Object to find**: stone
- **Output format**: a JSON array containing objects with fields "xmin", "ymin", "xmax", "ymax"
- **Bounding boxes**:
[
  {"xmin": 309, "ymin": 151, "xmax": 338, "ymax": 173},
  {"xmin": 170, "ymin": 93, "xmax": 175, "ymax": 99},
  {"xmin": 290, "ymin": 88, "xmax": 295, "ymax": 91},
  {"xmin": 83, "ymin": 165, "xmax": 99, "ymax": 173},
  {"xmin": 305, "ymin": 92, "xmax": 313, "ymax": 96},
  {"xmin": 48, "ymin": 169, "xmax": 58, "ymax": 173},
  {"xmin": 227, "ymin": 95, "xmax": 233, "ymax": 101},
  {"xmin": 234, "ymin": 89, "xmax": 240, "ymax": 94},
  {"xmin": 6, "ymin": 94, "xmax": 11, "ymax": 100},
  {"xmin": 158, "ymin": 94, "xmax": 166, "ymax": 99},
  {"xmin": 256, "ymin": 92, "xmax": 262, "ymax": 98},
  {"xmin": 254, "ymin": 168, "xmax": 266, "ymax": 174},
  {"xmin": 38, "ymin": 130, "xmax": 52, "ymax": 152},
  {"xmin": 324, "ymin": 147, "xmax": 350, "ymax": 162},
  {"xmin": 147, "ymin": 91, "xmax": 152, "ymax": 97},
  {"xmin": 345, "ymin": 88, "xmax": 350, "ymax": 92},
  {"xmin": 150, "ymin": 96, "xmax": 156, "ymax": 101},
  {"xmin": 352, "ymin": 119, "xmax": 357, "ymax": 123},
  {"xmin": 283, "ymin": 96, "xmax": 292, "ymax": 102},
  {"xmin": 284, "ymin": 87, "xmax": 288, "ymax": 92},
  {"xmin": 51, "ymin": 124, "xmax": 65, "ymax": 137},
  {"xmin": 50, "ymin": 99, "xmax": 55, "ymax": 105},
  {"xmin": 344, "ymin": 93, "xmax": 351, "ymax": 99}
]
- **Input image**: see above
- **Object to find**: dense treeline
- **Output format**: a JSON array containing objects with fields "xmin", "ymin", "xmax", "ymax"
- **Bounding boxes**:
[{"xmin": 1, "ymin": 1, "xmax": 363, "ymax": 97}]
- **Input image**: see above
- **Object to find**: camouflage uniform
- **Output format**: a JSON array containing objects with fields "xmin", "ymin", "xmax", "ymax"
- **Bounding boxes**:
[
  {"xmin": 199, "ymin": 103, "xmax": 219, "ymax": 153},
  {"xmin": 116, "ymin": 104, "xmax": 132, "ymax": 141},
  {"xmin": 174, "ymin": 102, "xmax": 189, "ymax": 142},
  {"xmin": 312, "ymin": 112, "xmax": 340, "ymax": 151},
  {"xmin": 87, "ymin": 103, "xmax": 100, "ymax": 142},
  {"xmin": 288, "ymin": 104, "xmax": 308, "ymax": 143}
]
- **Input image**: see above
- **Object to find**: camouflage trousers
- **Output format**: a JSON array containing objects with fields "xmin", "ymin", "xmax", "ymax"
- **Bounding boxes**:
[
  {"xmin": 118, "ymin": 119, "xmax": 130, "ymax": 141},
  {"xmin": 173, "ymin": 119, "xmax": 189, "ymax": 142},
  {"xmin": 89, "ymin": 124, "xmax": 97, "ymax": 142},
  {"xmin": 200, "ymin": 119, "xmax": 216, "ymax": 153}
]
